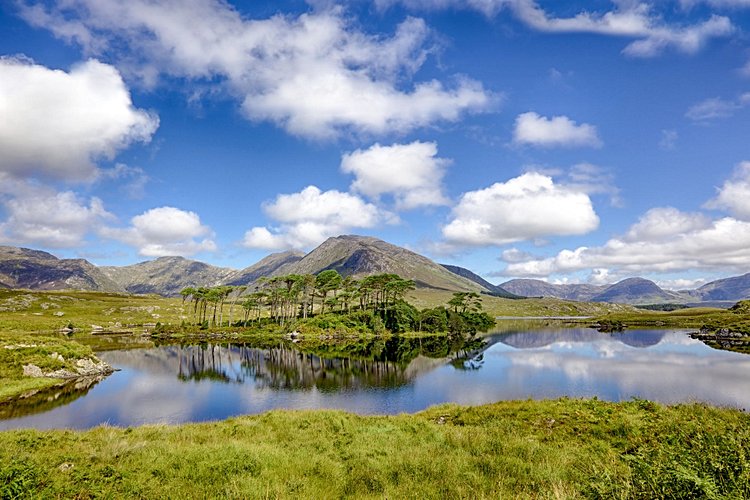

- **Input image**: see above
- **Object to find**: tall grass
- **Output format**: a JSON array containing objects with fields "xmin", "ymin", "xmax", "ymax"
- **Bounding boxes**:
[{"xmin": 0, "ymin": 399, "xmax": 747, "ymax": 499}]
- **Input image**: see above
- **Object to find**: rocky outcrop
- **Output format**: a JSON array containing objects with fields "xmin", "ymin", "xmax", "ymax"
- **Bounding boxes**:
[{"xmin": 23, "ymin": 355, "xmax": 114, "ymax": 379}]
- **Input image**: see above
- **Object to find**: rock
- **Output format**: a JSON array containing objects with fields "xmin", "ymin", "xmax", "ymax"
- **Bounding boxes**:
[
  {"xmin": 75, "ymin": 358, "xmax": 114, "ymax": 376},
  {"xmin": 46, "ymin": 368, "xmax": 78, "ymax": 378},
  {"xmin": 50, "ymin": 352, "xmax": 64, "ymax": 362},
  {"xmin": 23, "ymin": 364, "xmax": 44, "ymax": 377},
  {"xmin": 58, "ymin": 327, "xmax": 73, "ymax": 334},
  {"xmin": 53, "ymin": 311, "xmax": 65, "ymax": 317}
]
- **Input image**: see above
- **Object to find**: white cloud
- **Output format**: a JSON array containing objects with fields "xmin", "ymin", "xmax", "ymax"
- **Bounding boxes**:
[
  {"xmin": 0, "ymin": 57, "xmax": 158, "ymax": 181},
  {"xmin": 442, "ymin": 172, "xmax": 599, "ymax": 246},
  {"xmin": 340, "ymin": 141, "xmax": 450, "ymax": 209},
  {"xmin": 21, "ymin": 1, "xmax": 492, "ymax": 139},
  {"xmin": 513, "ymin": 112, "xmax": 601, "ymax": 148},
  {"xmin": 624, "ymin": 207, "xmax": 710, "ymax": 242},
  {"xmin": 102, "ymin": 207, "xmax": 216, "ymax": 257},
  {"xmin": 659, "ymin": 129, "xmax": 678, "ymax": 150},
  {"xmin": 562, "ymin": 163, "xmax": 621, "ymax": 206},
  {"xmin": 0, "ymin": 175, "xmax": 113, "ymax": 248},
  {"xmin": 685, "ymin": 93, "xmax": 750, "ymax": 121},
  {"xmin": 655, "ymin": 278, "xmax": 708, "ymax": 290},
  {"xmin": 377, "ymin": 1, "xmax": 733, "ymax": 57},
  {"xmin": 704, "ymin": 161, "xmax": 750, "ymax": 220},
  {"xmin": 242, "ymin": 186, "xmax": 391, "ymax": 250},
  {"xmin": 503, "ymin": 208, "xmax": 750, "ymax": 277},
  {"xmin": 99, "ymin": 164, "xmax": 150, "ymax": 199},
  {"xmin": 680, "ymin": 0, "xmax": 750, "ymax": 8}
]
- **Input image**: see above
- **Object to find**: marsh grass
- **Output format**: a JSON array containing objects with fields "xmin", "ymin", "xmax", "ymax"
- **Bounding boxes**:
[{"xmin": 0, "ymin": 399, "xmax": 747, "ymax": 499}]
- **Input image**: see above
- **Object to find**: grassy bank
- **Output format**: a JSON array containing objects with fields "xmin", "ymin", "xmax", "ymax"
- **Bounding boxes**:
[
  {"xmin": 0, "ymin": 289, "xmax": 633, "ymax": 337},
  {"xmin": 0, "ymin": 334, "xmax": 107, "ymax": 404},
  {"xmin": 1, "ymin": 399, "xmax": 748, "ymax": 498},
  {"xmin": 0, "ymin": 289, "xmax": 185, "ymax": 335}
]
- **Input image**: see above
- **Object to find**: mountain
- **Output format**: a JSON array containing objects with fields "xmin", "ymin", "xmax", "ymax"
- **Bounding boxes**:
[
  {"xmin": 101, "ymin": 257, "xmax": 235, "ymax": 297},
  {"xmin": 499, "ymin": 279, "xmax": 607, "ymax": 301},
  {"xmin": 693, "ymin": 273, "xmax": 750, "ymax": 301},
  {"xmin": 589, "ymin": 278, "xmax": 684, "ymax": 305},
  {"xmin": 277, "ymin": 235, "xmax": 483, "ymax": 291},
  {"xmin": 0, "ymin": 246, "xmax": 123, "ymax": 292},
  {"xmin": 224, "ymin": 251, "xmax": 304, "ymax": 286},
  {"xmin": 440, "ymin": 264, "xmax": 521, "ymax": 298}
]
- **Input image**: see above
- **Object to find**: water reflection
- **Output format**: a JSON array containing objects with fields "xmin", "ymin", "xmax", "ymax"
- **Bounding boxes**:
[
  {"xmin": 2, "ymin": 328, "xmax": 749, "ymax": 430},
  {"xmin": 0, "ymin": 375, "xmax": 105, "ymax": 420}
]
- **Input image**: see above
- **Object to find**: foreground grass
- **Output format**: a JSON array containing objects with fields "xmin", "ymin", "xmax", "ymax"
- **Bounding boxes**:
[{"xmin": 1, "ymin": 399, "xmax": 748, "ymax": 499}]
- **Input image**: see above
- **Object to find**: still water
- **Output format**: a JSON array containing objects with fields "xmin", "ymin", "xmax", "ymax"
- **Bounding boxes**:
[{"xmin": 1, "ymin": 328, "xmax": 749, "ymax": 430}]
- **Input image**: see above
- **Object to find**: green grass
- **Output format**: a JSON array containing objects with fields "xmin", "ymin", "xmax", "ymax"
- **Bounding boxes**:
[
  {"xmin": 409, "ymin": 290, "xmax": 638, "ymax": 318},
  {"xmin": 595, "ymin": 304, "xmax": 750, "ymax": 332},
  {"xmin": 0, "ymin": 333, "xmax": 103, "ymax": 404},
  {"xmin": 0, "ymin": 289, "xmax": 187, "ymax": 335},
  {"xmin": 0, "ymin": 399, "xmax": 748, "ymax": 499}
]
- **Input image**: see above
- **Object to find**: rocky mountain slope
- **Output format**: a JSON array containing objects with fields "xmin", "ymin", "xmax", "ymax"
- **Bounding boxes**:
[
  {"xmin": 276, "ymin": 235, "xmax": 483, "ymax": 292},
  {"xmin": 101, "ymin": 257, "xmax": 235, "ymax": 297},
  {"xmin": 3, "ymin": 238, "xmax": 750, "ymax": 304},
  {"xmin": 500, "ymin": 277, "xmax": 690, "ymax": 305},
  {"xmin": 224, "ymin": 251, "xmax": 304, "ymax": 286},
  {"xmin": 0, "ymin": 246, "xmax": 123, "ymax": 292},
  {"xmin": 440, "ymin": 264, "xmax": 520, "ymax": 298},
  {"xmin": 589, "ymin": 278, "xmax": 685, "ymax": 305},
  {"xmin": 500, "ymin": 279, "xmax": 607, "ymax": 301},
  {"xmin": 692, "ymin": 273, "xmax": 750, "ymax": 301}
]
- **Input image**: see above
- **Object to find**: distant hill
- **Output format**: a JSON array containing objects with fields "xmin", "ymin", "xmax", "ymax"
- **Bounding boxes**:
[
  {"xmin": 224, "ymin": 251, "xmax": 304, "ymax": 286},
  {"xmin": 277, "ymin": 235, "xmax": 483, "ymax": 292},
  {"xmin": 0, "ymin": 246, "xmax": 123, "ymax": 292},
  {"xmin": 590, "ymin": 278, "xmax": 685, "ymax": 305},
  {"xmin": 500, "ymin": 277, "xmax": 694, "ymax": 305},
  {"xmin": 101, "ymin": 257, "xmax": 235, "ymax": 297},
  {"xmin": 693, "ymin": 273, "xmax": 750, "ymax": 301},
  {"xmin": 3, "ymin": 239, "xmax": 750, "ymax": 304},
  {"xmin": 500, "ymin": 279, "xmax": 606, "ymax": 301},
  {"xmin": 440, "ymin": 264, "xmax": 521, "ymax": 298}
]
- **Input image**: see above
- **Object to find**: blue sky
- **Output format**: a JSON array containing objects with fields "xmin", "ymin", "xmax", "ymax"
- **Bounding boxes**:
[{"xmin": 1, "ymin": 0, "xmax": 750, "ymax": 289}]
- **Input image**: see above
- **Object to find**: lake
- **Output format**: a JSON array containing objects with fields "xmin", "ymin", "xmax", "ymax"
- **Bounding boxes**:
[{"xmin": 1, "ymin": 327, "xmax": 749, "ymax": 430}]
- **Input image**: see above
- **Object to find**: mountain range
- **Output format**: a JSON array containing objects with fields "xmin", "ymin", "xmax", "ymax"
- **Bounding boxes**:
[{"xmin": 1, "ymin": 237, "xmax": 749, "ymax": 305}]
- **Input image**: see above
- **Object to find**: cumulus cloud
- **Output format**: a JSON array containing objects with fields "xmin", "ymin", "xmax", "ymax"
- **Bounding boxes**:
[
  {"xmin": 704, "ymin": 161, "xmax": 750, "ymax": 219},
  {"xmin": 624, "ymin": 207, "xmax": 711, "ymax": 241},
  {"xmin": 340, "ymin": 141, "xmax": 450, "ymax": 209},
  {"xmin": 513, "ymin": 112, "xmax": 601, "ymax": 148},
  {"xmin": 442, "ymin": 172, "xmax": 599, "ymax": 246},
  {"xmin": 686, "ymin": 93, "xmax": 750, "ymax": 121},
  {"xmin": 0, "ymin": 57, "xmax": 158, "ymax": 181},
  {"xmin": 0, "ymin": 175, "xmax": 113, "ymax": 248},
  {"xmin": 102, "ymin": 207, "xmax": 216, "ymax": 257},
  {"xmin": 243, "ymin": 186, "xmax": 391, "ymax": 250},
  {"xmin": 376, "ymin": 0, "xmax": 733, "ymax": 57},
  {"xmin": 20, "ymin": 1, "xmax": 491, "ymax": 139},
  {"xmin": 502, "ymin": 208, "xmax": 750, "ymax": 278}
]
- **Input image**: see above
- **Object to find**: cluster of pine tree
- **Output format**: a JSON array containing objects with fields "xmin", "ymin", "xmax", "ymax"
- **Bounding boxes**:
[{"xmin": 179, "ymin": 271, "xmax": 495, "ymax": 335}]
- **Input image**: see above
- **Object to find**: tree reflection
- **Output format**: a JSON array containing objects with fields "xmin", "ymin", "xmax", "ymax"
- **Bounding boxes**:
[{"xmin": 167, "ymin": 335, "xmax": 489, "ymax": 391}]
